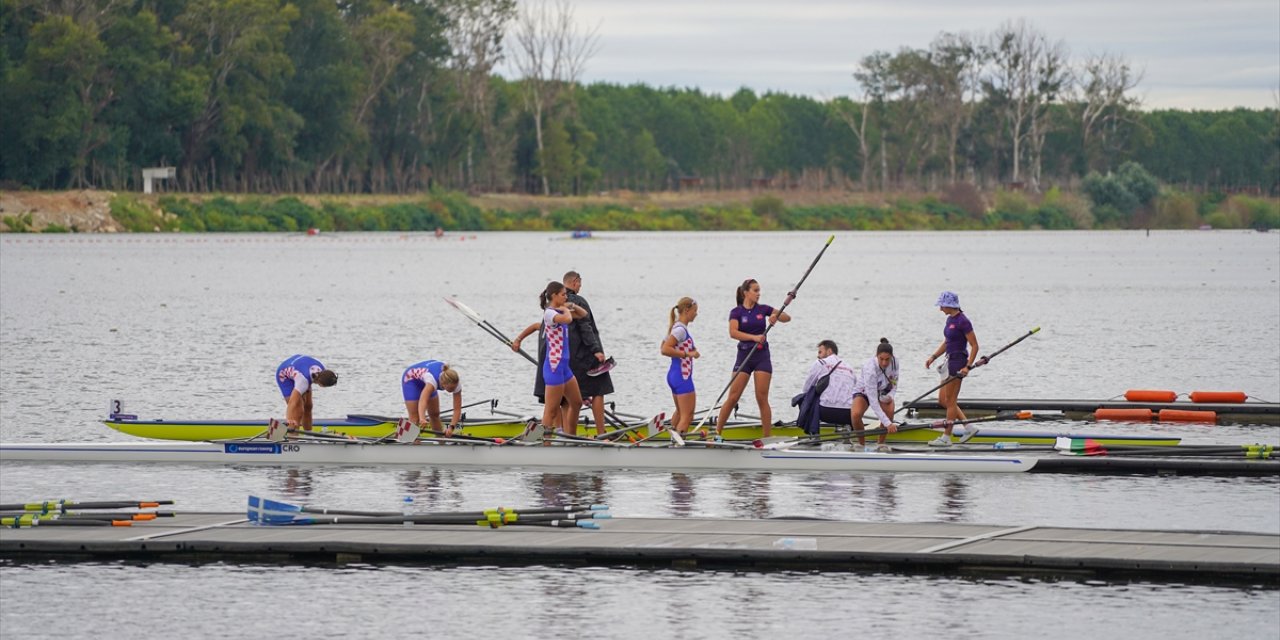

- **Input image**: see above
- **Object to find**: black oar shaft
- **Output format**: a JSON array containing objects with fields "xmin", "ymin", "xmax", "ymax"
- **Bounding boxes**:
[
  {"xmin": 695, "ymin": 236, "xmax": 835, "ymax": 430},
  {"xmin": 896, "ymin": 327, "xmax": 1040, "ymax": 416}
]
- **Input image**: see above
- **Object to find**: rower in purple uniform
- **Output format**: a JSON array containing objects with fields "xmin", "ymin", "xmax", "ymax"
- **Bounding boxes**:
[
  {"xmin": 925, "ymin": 291, "xmax": 980, "ymax": 446},
  {"xmin": 401, "ymin": 360, "xmax": 462, "ymax": 435},
  {"xmin": 275, "ymin": 354, "xmax": 338, "ymax": 431},
  {"xmin": 716, "ymin": 278, "xmax": 790, "ymax": 437},
  {"xmin": 660, "ymin": 297, "xmax": 701, "ymax": 434}
]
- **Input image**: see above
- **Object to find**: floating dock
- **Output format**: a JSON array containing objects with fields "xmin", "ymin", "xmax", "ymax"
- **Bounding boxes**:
[
  {"xmin": 905, "ymin": 398, "xmax": 1280, "ymax": 425},
  {"xmin": 2, "ymin": 513, "xmax": 1275, "ymax": 585}
]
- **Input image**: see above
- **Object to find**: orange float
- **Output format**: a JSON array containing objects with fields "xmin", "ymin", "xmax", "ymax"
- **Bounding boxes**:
[
  {"xmin": 1123, "ymin": 389, "xmax": 1178, "ymax": 403},
  {"xmin": 1157, "ymin": 409, "xmax": 1217, "ymax": 423},
  {"xmin": 1189, "ymin": 391, "xmax": 1247, "ymax": 404},
  {"xmin": 1095, "ymin": 408, "xmax": 1154, "ymax": 421}
]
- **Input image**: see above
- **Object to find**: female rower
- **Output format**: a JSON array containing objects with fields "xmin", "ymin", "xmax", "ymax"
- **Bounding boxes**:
[
  {"xmin": 660, "ymin": 297, "xmax": 701, "ymax": 434},
  {"xmin": 716, "ymin": 279, "xmax": 790, "ymax": 437},
  {"xmin": 401, "ymin": 360, "xmax": 461, "ymax": 435},
  {"xmin": 925, "ymin": 291, "xmax": 980, "ymax": 446},
  {"xmin": 276, "ymin": 354, "xmax": 337, "ymax": 431},
  {"xmin": 850, "ymin": 338, "xmax": 900, "ymax": 451},
  {"xmin": 534, "ymin": 281, "xmax": 587, "ymax": 434},
  {"xmin": 512, "ymin": 321, "xmax": 566, "ymax": 431}
]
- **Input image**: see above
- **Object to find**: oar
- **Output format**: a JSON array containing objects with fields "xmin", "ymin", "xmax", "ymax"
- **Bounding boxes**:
[
  {"xmin": 444, "ymin": 297, "xmax": 538, "ymax": 365},
  {"xmin": 0, "ymin": 500, "xmax": 174, "ymax": 512},
  {"xmin": 764, "ymin": 412, "xmax": 1031, "ymax": 450},
  {"xmin": 692, "ymin": 235, "xmax": 836, "ymax": 433},
  {"xmin": 250, "ymin": 505, "xmax": 606, "ymax": 528},
  {"xmin": 3, "ymin": 515, "xmax": 132, "ymax": 527},
  {"xmin": 896, "ymin": 327, "xmax": 1041, "ymax": 416},
  {"xmin": 0, "ymin": 512, "xmax": 164, "ymax": 522},
  {"xmin": 1054, "ymin": 439, "xmax": 1275, "ymax": 458},
  {"xmin": 249, "ymin": 496, "xmax": 609, "ymax": 522}
]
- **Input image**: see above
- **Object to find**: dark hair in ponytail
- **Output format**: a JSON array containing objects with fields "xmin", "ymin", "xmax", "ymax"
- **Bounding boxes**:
[
  {"xmin": 540, "ymin": 281, "xmax": 565, "ymax": 309},
  {"xmin": 736, "ymin": 279, "xmax": 757, "ymax": 306},
  {"xmin": 876, "ymin": 338, "xmax": 893, "ymax": 355}
]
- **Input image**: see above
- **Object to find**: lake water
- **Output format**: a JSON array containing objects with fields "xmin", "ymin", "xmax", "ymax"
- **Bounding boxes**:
[{"xmin": 1, "ymin": 230, "xmax": 1278, "ymax": 638}]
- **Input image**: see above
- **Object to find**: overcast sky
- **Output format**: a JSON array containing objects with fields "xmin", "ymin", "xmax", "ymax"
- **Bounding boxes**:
[{"xmin": 506, "ymin": 0, "xmax": 1280, "ymax": 110}]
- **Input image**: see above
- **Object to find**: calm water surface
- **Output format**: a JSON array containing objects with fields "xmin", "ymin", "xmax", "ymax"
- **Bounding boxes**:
[{"xmin": 1, "ymin": 230, "xmax": 1278, "ymax": 638}]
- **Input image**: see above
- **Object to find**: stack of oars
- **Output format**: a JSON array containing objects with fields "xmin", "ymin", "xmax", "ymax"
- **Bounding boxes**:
[
  {"xmin": 247, "ymin": 496, "xmax": 609, "ymax": 529},
  {"xmin": 1056, "ymin": 440, "xmax": 1275, "ymax": 459},
  {"xmin": 1, "ymin": 500, "xmax": 175, "ymax": 528}
]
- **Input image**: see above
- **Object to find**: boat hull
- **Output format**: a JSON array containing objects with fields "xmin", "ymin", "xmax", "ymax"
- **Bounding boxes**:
[
  {"xmin": 102, "ymin": 416, "xmax": 1182, "ymax": 447},
  {"xmin": 1, "ymin": 441, "xmax": 1034, "ymax": 473}
]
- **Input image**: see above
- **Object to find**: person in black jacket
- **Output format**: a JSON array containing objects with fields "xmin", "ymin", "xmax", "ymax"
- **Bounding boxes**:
[{"xmin": 563, "ymin": 270, "xmax": 614, "ymax": 435}]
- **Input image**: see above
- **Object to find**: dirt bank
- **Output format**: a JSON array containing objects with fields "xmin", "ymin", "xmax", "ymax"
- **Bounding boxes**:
[{"xmin": 0, "ymin": 190, "xmax": 120, "ymax": 232}]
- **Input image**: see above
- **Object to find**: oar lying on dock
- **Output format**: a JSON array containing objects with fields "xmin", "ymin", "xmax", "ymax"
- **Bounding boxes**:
[
  {"xmin": 247, "ymin": 496, "xmax": 610, "ymax": 529},
  {"xmin": 0, "ymin": 500, "xmax": 174, "ymax": 513},
  {"xmin": 762, "ymin": 412, "xmax": 1033, "ymax": 450}
]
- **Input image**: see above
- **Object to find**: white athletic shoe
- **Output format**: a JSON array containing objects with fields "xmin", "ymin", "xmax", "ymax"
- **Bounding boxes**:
[{"xmin": 928, "ymin": 435, "xmax": 953, "ymax": 447}]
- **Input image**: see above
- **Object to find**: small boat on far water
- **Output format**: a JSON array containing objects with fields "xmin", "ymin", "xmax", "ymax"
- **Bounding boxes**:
[{"xmin": 571, "ymin": 229, "xmax": 593, "ymax": 239}]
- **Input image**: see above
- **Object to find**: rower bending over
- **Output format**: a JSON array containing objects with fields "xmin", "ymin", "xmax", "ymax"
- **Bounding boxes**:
[
  {"xmin": 276, "ymin": 354, "xmax": 338, "ymax": 431},
  {"xmin": 850, "ymin": 338, "xmax": 900, "ymax": 451},
  {"xmin": 402, "ymin": 360, "xmax": 461, "ymax": 435}
]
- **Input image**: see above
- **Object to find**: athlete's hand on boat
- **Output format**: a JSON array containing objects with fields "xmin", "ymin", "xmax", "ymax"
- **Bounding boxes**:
[{"xmin": 886, "ymin": 423, "xmax": 898, "ymax": 433}]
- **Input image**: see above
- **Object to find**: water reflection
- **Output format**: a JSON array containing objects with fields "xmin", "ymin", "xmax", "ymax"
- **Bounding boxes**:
[
  {"xmin": 668, "ymin": 472, "xmax": 696, "ymax": 517},
  {"xmin": 529, "ymin": 472, "xmax": 609, "ymax": 508},
  {"xmin": 725, "ymin": 472, "xmax": 772, "ymax": 519},
  {"xmin": 398, "ymin": 468, "xmax": 463, "ymax": 510},
  {"xmin": 270, "ymin": 468, "xmax": 314, "ymax": 500},
  {"xmin": 937, "ymin": 475, "xmax": 970, "ymax": 522}
]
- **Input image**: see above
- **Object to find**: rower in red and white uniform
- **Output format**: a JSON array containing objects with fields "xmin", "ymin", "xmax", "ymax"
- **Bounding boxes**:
[
  {"xmin": 660, "ymin": 297, "xmax": 701, "ymax": 434},
  {"xmin": 401, "ymin": 359, "xmax": 461, "ymax": 435},
  {"xmin": 535, "ymin": 281, "xmax": 587, "ymax": 434},
  {"xmin": 275, "ymin": 354, "xmax": 338, "ymax": 431}
]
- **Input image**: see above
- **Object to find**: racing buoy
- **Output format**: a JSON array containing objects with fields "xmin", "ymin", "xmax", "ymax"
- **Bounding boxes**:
[
  {"xmin": 1158, "ymin": 409, "xmax": 1217, "ymax": 423},
  {"xmin": 1123, "ymin": 389, "xmax": 1178, "ymax": 402},
  {"xmin": 1188, "ymin": 391, "xmax": 1247, "ymax": 404},
  {"xmin": 1094, "ymin": 408, "xmax": 1154, "ymax": 422}
]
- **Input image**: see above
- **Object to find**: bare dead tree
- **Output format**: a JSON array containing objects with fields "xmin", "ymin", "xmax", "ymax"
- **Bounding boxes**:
[
  {"xmin": 1072, "ymin": 52, "xmax": 1143, "ymax": 172},
  {"xmin": 983, "ymin": 19, "xmax": 1068, "ymax": 189},
  {"xmin": 509, "ymin": 0, "xmax": 599, "ymax": 195},
  {"xmin": 441, "ymin": 0, "xmax": 517, "ymax": 191}
]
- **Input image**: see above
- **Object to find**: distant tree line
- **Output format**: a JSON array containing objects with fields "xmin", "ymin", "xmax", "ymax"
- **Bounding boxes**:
[{"xmin": 2, "ymin": 1, "xmax": 1277, "ymax": 198}]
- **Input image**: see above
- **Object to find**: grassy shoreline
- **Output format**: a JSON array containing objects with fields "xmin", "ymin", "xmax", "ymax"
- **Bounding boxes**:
[{"xmin": 1, "ymin": 188, "xmax": 1276, "ymax": 233}]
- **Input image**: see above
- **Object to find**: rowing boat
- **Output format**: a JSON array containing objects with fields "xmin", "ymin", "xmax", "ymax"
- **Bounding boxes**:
[
  {"xmin": 6, "ymin": 439, "xmax": 1274, "ymax": 476},
  {"xmin": 102, "ymin": 414, "xmax": 1183, "ymax": 447},
  {"xmin": 0, "ymin": 440, "xmax": 1034, "ymax": 473}
]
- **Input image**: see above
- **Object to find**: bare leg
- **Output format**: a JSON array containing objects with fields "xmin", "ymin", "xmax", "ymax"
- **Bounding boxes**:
[
  {"xmin": 715, "ymin": 374, "xmax": 750, "ymax": 434},
  {"xmin": 424, "ymin": 394, "xmax": 442, "ymax": 432},
  {"xmin": 543, "ymin": 384, "xmax": 565, "ymax": 432},
  {"xmin": 939, "ymin": 378, "xmax": 966, "ymax": 436},
  {"xmin": 673, "ymin": 392, "xmax": 696, "ymax": 433},
  {"xmin": 590, "ymin": 396, "xmax": 607, "ymax": 436},
  {"xmin": 850, "ymin": 395, "xmax": 870, "ymax": 447},
  {"xmin": 562, "ymin": 378, "xmax": 584, "ymax": 435},
  {"xmin": 753, "ymin": 371, "xmax": 773, "ymax": 437}
]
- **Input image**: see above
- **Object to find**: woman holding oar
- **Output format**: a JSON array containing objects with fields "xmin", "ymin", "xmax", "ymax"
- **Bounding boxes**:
[
  {"xmin": 401, "ymin": 360, "xmax": 461, "ymax": 436},
  {"xmin": 716, "ymin": 279, "xmax": 790, "ymax": 437},
  {"xmin": 660, "ymin": 297, "xmax": 701, "ymax": 434},
  {"xmin": 924, "ymin": 291, "xmax": 980, "ymax": 446},
  {"xmin": 527, "ymin": 282, "xmax": 588, "ymax": 434}
]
